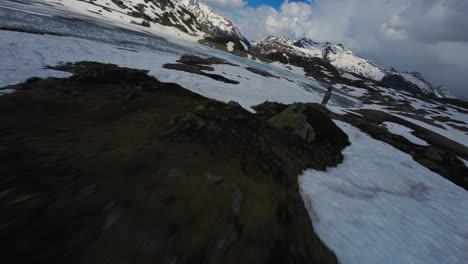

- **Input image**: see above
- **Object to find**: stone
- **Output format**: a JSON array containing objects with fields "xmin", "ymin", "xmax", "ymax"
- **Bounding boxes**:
[{"xmin": 268, "ymin": 104, "xmax": 316, "ymax": 143}]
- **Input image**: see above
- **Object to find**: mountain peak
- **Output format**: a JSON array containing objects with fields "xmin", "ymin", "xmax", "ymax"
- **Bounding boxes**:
[{"xmin": 182, "ymin": 0, "xmax": 248, "ymax": 43}]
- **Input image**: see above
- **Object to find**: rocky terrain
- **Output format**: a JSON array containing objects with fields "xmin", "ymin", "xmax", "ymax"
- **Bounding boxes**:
[
  {"xmin": 181, "ymin": 0, "xmax": 250, "ymax": 48},
  {"xmin": 1, "ymin": 1, "xmax": 467, "ymax": 263},
  {"xmin": 0, "ymin": 62, "xmax": 350, "ymax": 264},
  {"xmin": 251, "ymin": 36, "xmax": 454, "ymax": 99}
]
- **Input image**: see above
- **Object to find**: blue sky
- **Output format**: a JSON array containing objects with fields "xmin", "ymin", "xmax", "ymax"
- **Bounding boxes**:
[{"xmin": 247, "ymin": 0, "xmax": 312, "ymax": 9}]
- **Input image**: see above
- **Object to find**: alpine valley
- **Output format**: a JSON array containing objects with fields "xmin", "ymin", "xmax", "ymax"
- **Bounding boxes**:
[{"xmin": 1, "ymin": 1, "xmax": 467, "ymax": 264}]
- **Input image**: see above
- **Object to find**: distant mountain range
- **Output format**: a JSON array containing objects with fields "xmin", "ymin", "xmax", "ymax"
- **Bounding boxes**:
[
  {"xmin": 52, "ymin": 0, "xmax": 455, "ymax": 98},
  {"xmin": 251, "ymin": 36, "xmax": 456, "ymax": 98}
]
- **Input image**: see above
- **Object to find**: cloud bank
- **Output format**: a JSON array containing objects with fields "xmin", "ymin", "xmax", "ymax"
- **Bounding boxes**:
[{"xmin": 205, "ymin": 0, "xmax": 468, "ymax": 97}]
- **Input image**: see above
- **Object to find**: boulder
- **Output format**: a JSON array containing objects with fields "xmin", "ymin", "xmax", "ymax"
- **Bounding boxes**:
[{"xmin": 269, "ymin": 104, "xmax": 316, "ymax": 143}]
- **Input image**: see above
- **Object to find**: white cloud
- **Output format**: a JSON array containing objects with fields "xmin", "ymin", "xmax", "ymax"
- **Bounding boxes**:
[{"xmin": 207, "ymin": 0, "xmax": 468, "ymax": 97}]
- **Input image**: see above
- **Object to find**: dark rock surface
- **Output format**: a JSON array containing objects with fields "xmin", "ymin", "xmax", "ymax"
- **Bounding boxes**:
[
  {"xmin": 0, "ymin": 62, "xmax": 349, "ymax": 264},
  {"xmin": 163, "ymin": 55, "xmax": 240, "ymax": 84}
]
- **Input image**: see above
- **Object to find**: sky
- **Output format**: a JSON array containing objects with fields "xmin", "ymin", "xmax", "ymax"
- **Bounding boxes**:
[{"xmin": 200, "ymin": 0, "xmax": 468, "ymax": 98}]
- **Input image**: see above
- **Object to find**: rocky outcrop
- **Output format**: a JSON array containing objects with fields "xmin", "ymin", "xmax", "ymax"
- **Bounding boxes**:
[{"xmin": 269, "ymin": 104, "xmax": 316, "ymax": 143}]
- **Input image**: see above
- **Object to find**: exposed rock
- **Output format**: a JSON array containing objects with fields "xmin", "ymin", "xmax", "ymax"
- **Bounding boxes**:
[
  {"xmin": 252, "ymin": 101, "xmax": 289, "ymax": 118},
  {"xmin": 163, "ymin": 55, "xmax": 239, "ymax": 84},
  {"xmin": 176, "ymin": 55, "xmax": 237, "ymax": 66},
  {"xmin": 0, "ymin": 61, "xmax": 347, "ymax": 264},
  {"xmin": 245, "ymin": 67, "xmax": 278, "ymax": 78},
  {"xmin": 269, "ymin": 104, "xmax": 316, "ymax": 143}
]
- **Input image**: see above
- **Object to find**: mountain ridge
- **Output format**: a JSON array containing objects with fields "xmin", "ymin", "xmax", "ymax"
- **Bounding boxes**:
[
  {"xmin": 251, "ymin": 35, "xmax": 454, "ymax": 98},
  {"xmin": 181, "ymin": 0, "xmax": 250, "ymax": 47}
]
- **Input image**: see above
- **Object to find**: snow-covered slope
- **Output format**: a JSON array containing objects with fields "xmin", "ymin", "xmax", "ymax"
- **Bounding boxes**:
[
  {"xmin": 300, "ymin": 121, "xmax": 468, "ymax": 264},
  {"xmin": 253, "ymin": 37, "xmax": 386, "ymax": 80},
  {"xmin": 1, "ymin": 1, "xmax": 468, "ymax": 262},
  {"xmin": 433, "ymin": 85, "xmax": 457, "ymax": 98},
  {"xmin": 400, "ymin": 72, "xmax": 433, "ymax": 95},
  {"xmin": 252, "ymin": 36, "xmax": 455, "ymax": 98},
  {"xmin": 181, "ymin": 0, "xmax": 249, "ymax": 46},
  {"xmin": 46, "ymin": 0, "xmax": 206, "ymax": 37}
]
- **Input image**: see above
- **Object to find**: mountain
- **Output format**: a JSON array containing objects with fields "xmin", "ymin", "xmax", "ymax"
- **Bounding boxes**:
[
  {"xmin": 50, "ymin": 0, "xmax": 249, "ymax": 51},
  {"xmin": 181, "ymin": 0, "xmax": 250, "ymax": 48},
  {"xmin": 252, "ymin": 36, "xmax": 454, "ymax": 98},
  {"xmin": 252, "ymin": 37, "xmax": 386, "ymax": 80},
  {"xmin": 59, "ymin": 0, "xmax": 206, "ymax": 34},
  {"xmin": 434, "ymin": 85, "xmax": 457, "ymax": 99}
]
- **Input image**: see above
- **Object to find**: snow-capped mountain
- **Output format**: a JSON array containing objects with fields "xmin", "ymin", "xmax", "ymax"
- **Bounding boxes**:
[
  {"xmin": 252, "ymin": 36, "xmax": 454, "ymax": 98},
  {"xmin": 48, "ymin": 0, "xmax": 249, "ymax": 49},
  {"xmin": 253, "ymin": 37, "xmax": 386, "ymax": 80},
  {"xmin": 51, "ymin": 0, "xmax": 205, "ymax": 35},
  {"xmin": 181, "ymin": 0, "xmax": 249, "ymax": 46},
  {"xmin": 434, "ymin": 85, "xmax": 457, "ymax": 99}
]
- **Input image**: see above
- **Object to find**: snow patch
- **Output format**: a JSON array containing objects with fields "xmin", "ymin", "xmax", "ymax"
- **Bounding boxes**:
[
  {"xmin": 341, "ymin": 72, "xmax": 362, "ymax": 81},
  {"xmin": 299, "ymin": 121, "xmax": 468, "ymax": 264},
  {"xmin": 382, "ymin": 122, "xmax": 429, "ymax": 146},
  {"xmin": 0, "ymin": 88, "xmax": 16, "ymax": 95},
  {"xmin": 226, "ymin": 41, "xmax": 234, "ymax": 52},
  {"xmin": 459, "ymin": 157, "xmax": 468, "ymax": 168}
]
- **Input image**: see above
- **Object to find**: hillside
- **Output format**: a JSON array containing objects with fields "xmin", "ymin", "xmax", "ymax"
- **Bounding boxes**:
[
  {"xmin": 251, "ymin": 36, "xmax": 454, "ymax": 99},
  {"xmin": 1, "ymin": 1, "xmax": 467, "ymax": 263}
]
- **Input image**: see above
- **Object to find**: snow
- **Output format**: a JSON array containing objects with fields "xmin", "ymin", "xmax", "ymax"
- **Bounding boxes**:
[
  {"xmin": 44, "ymin": 0, "xmax": 203, "ymax": 42},
  {"xmin": 0, "ymin": 30, "xmax": 335, "ymax": 112},
  {"xmin": 240, "ymin": 40, "xmax": 248, "ymax": 51},
  {"xmin": 401, "ymin": 72, "xmax": 433, "ymax": 94},
  {"xmin": 321, "ymin": 70, "xmax": 334, "ymax": 77},
  {"xmin": 181, "ymin": 0, "xmax": 246, "ymax": 40},
  {"xmin": 333, "ymin": 84, "xmax": 368, "ymax": 98},
  {"xmin": 257, "ymin": 37, "xmax": 386, "ymax": 81},
  {"xmin": 459, "ymin": 157, "xmax": 468, "ymax": 168},
  {"xmin": 341, "ymin": 72, "xmax": 362, "ymax": 81},
  {"xmin": 382, "ymin": 122, "xmax": 429, "ymax": 146},
  {"xmin": 0, "ymin": 88, "xmax": 16, "ymax": 95},
  {"xmin": 226, "ymin": 41, "xmax": 234, "ymax": 52},
  {"xmin": 2, "ymin": 4, "xmax": 468, "ymax": 263},
  {"xmin": 269, "ymin": 62, "xmax": 307, "ymax": 77},
  {"xmin": 391, "ymin": 113, "xmax": 468, "ymax": 148},
  {"xmin": 299, "ymin": 121, "xmax": 468, "ymax": 264},
  {"xmin": 326, "ymin": 50, "xmax": 385, "ymax": 81}
]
